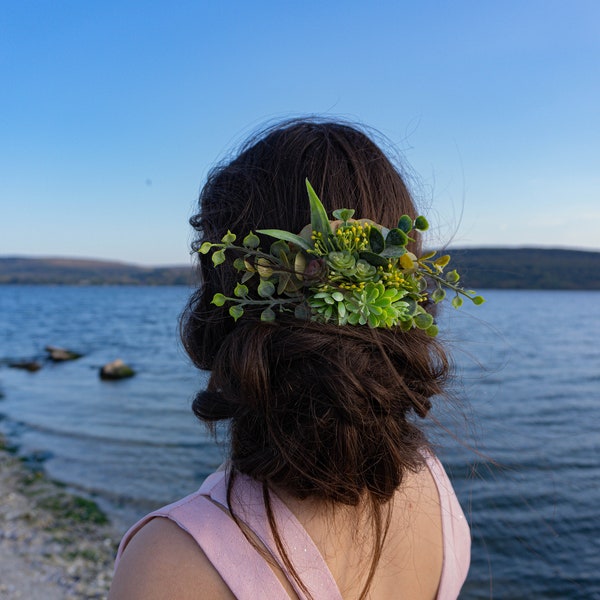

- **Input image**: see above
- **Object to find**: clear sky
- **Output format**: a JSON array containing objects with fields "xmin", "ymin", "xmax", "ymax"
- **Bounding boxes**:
[{"xmin": 1, "ymin": 1, "xmax": 598, "ymax": 265}]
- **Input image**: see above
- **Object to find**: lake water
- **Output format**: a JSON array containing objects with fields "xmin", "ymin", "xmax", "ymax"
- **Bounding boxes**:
[{"xmin": 0, "ymin": 286, "xmax": 598, "ymax": 599}]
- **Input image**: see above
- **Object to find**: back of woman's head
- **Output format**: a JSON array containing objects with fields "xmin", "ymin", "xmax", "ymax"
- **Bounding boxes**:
[{"xmin": 181, "ymin": 118, "xmax": 449, "ymax": 505}]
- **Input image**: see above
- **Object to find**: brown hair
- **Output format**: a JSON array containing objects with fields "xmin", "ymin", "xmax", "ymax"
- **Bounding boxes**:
[{"xmin": 181, "ymin": 119, "xmax": 450, "ymax": 598}]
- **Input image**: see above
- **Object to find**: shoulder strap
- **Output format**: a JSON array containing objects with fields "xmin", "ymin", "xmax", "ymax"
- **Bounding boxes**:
[
  {"xmin": 423, "ymin": 452, "xmax": 471, "ymax": 599},
  {"xmin": 201, "ymin": 470, "xmax": 343, "ymax": 600},
  {"xmin": 116, "ymin": 489, "xmax": 290, "ymax": 600}
]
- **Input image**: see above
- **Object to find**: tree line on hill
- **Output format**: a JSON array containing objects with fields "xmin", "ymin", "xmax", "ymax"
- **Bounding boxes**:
[{"xmin": 0, "ymin": 248, "xmax": 599, "ymax": 289}]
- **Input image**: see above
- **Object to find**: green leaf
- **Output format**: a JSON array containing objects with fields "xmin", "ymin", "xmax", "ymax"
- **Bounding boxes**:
[
  {"xmin": 270, "ymin": 239, "xmax": 290, "ymax": 259},
  {"xmin": 233, "ymin": 257, "xmax": 246, "ymax": 271},
  {"xmin": 256, "ymin": 229, "xmax": 312, "ymax": 251},
  {"xmin": 234, "ymin": 283, "xmax": 249, "ymax": 298},
  {"xmin": 242, "ymin": 232, "xmax": 260, "ymax": 249},
  {"xmin": 471, "ymin": 295, "xmax": 486, "ymax": 305},
  {"xmin": 229, "ymin": 305, "xmax": 244, "ymax": 321},
  {"xmin": 358, "ymin": 250, "xmax": 388, "ymax": 267},
  {"xmin": 221, "ymin": 230, "xmax": 236, "ymax": 244},
  {"xmin": 397, "ymin": 215, "xmax": 413, "ymax": 233},
  {"xmin": 434, "ymin": 254, "xmax": 451, "ymax": 268},
  {"xmin": 445, "ymin": 269, "xmax": 460, "ymax": 283},
  {"xmin": 431, "ymin": 287, "xmax": 446, "ymax": 303},
  {"xmin": 451, "ymin": 295, "xmax": 464, "ymax": 309},
  {"xmin": 368, "ymin": 227, "xmax": 385, "ymax": 253},
  {"xmin": 386, "ymin": 228, "xmax": 409, "ymax": 247},
  {"xmin": 414, "ymin": 216, "xmax": 429, "ymax": 231},
  {"xmin": 212, "ymin": 250, "xmax": 226, "ymax": 266},
  {"xmin": 413, "ymin": 312, "xmax": 434, "ymax": 330},
  {"xmin": 403, "ymin": 298, "xmax": 418, "ymax": 315},
  {"xmin": 211, "ymin": 293, "xmax": 227, "ymax": 307},
  {"xmin": 260, "ymin": 307, "xmax": 276, "ymax": 322},
  {"xmin": 425, "ymin": 324, "xmax": 439, "ymax": 337},
  {"xmin": 380, "ymin": 245, "xmax": 407, "ymax": 258},
  {"xmin": 198, "ymin": 242, "xmax": 213, "ymax": 254},
  {"xmin": 257, "ymin": 279, "xmax": 276, "ymax": 298},
  {"xmin": 305, "ymin": 179, "xmax": 333, "ymax": 239},
  {"xmin": 332, "ymin": 208, "xmax": 355, "ymax": 221}
]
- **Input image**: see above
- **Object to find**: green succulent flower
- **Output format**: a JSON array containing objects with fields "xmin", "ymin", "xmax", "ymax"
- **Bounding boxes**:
[
  {"xmin": 308, "ymin": 289, "xmax": 349, "ymax": 325},
  {"xmin": 345, "ymin": 282, "xmax": 410, "ymax": 328},
  {"xmin": 327, "ymin": 251, "xmax": 356, "ymax": 274},
  {"xmin": 354, "ymin": 259, "xmax": 377, "ymax": 281}
]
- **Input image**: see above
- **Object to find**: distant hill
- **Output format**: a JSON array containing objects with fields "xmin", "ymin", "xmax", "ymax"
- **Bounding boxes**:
[
  {"xmin": 449, "ymin": 247, "xmax": 600, "ymax": 290},
  {"xmin": 0, "ymin": 257, "xmax": 197, "ymax": 286},
  {"xmin": 0, "ymin": 248, "xmax": 599, "ymax": 289}
]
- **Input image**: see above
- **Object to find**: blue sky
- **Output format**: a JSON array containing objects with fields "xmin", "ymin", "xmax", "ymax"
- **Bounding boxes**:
[{"xmin": 1, "ymin": 1, "xmax": 598, "ymax": 265}]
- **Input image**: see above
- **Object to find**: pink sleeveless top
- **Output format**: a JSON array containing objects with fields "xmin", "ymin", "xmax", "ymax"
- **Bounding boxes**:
[{"xmin": 115, "ymin": 452, "xmax": 470, "ymax": 599}]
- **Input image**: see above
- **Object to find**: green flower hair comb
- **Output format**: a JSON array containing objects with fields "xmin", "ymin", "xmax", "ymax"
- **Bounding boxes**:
[{"xmin": 199, "ymin": 179, "xmax": 484, "ymax": 336}]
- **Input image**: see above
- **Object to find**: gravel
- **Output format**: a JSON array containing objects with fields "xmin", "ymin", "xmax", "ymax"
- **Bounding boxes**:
[{"xmin": 0, "ymin": 443, "xmax": 119, "ymax": 599}]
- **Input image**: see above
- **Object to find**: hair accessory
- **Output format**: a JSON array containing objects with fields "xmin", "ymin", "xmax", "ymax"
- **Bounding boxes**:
[{"xmin": 199, "ymin": 180, "xmax": 484, "ymax": 336}]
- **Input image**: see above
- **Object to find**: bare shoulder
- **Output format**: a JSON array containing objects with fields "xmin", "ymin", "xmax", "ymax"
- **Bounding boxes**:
[{"xmin": 109, "ymin": 517, "xmax": 236, "ymax": 600}]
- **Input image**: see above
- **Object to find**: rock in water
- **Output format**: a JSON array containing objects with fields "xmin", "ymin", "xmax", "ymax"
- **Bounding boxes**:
[
  {"xmin": 45, "ymin": 346, "xmax": 82, "ymax": 361},
  {"xmin": 9, "ymin": 361, "xmax": 42, "ymax": 372},
  {"xmin": 99, "ymin": 359, "xmax": 135, "ymax": 380}
]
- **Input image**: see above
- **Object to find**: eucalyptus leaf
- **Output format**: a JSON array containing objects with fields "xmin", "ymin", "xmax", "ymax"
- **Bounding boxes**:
[
  {"xmin": 413, "ymin": 312, "xmax": 434, "ymax": 330},
  {"xmin": 452, "ymin": 295, "xmax": 463, "ymax": 309},
  {"xmin": 234, "ymin": 283, "xmax": 249, "ymax": 298},
  {"xmin": 425, "ymin": 324, "xmax": 439, "ymax": 337},
  {"xmin": 261, "ymin": 307, "xmax": 276, "ymax": 322},
  {"xmin": 446, "ymin": 269, "xmax": 460, "ymax": 283},
  {"xmin": 212, "ymin": 250, "xmax": 226, "ymax": 266},
  {"xmin": 242, "ymin": 232, "xmax": 260, "ymax": 249},
  {"xmin": 211, "ymin": 293, "xmax": 227, "ymax": 307},
  {"xmin": 431, "ymin": 287, "xmax": 446, "ymax": 303},
  {"xmin": 258, "ymin": 279, "xmax": 276, "ymax": 298},
  {"xmin": 229, "ymin": 305, "xmax": 244, "ymax": 322},
  {"xmin": 221, "ymin": 230, "xmax": 236, "ymax": 244}
]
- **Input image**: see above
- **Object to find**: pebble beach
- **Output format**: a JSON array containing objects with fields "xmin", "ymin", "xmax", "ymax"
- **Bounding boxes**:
[{"xmin": 0, "ymin": 437, "xmax": 118, "ymax": 599}]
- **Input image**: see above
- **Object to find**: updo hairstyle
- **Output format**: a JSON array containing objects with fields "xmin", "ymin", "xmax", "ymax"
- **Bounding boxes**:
[
  {"xmin": 181, "ymin": 120, "xmax": 450, "ymax": 598},
  {"xmin": 181, "ymin": 119, "xmax": 451, "ymax": 598},
  {"xmin": 181, "ymin": 120, "xmax": 449, "ymax": 504}
]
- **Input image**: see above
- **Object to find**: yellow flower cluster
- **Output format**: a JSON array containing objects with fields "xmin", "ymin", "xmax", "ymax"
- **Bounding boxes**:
[{"xmin": 335, "ymin": 222, "xmax": 371, "ymax": 252}]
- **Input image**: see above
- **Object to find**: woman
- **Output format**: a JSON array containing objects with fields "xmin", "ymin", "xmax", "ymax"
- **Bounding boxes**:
[{"xmin": 109, "ymin": 119, "xmax": 472, "ymax": 599}]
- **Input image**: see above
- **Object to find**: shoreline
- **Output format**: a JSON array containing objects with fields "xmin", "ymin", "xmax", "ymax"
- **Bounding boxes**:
[{"xmin": 0, "ymin": 436, "xmax": 119, "ymax": 599}]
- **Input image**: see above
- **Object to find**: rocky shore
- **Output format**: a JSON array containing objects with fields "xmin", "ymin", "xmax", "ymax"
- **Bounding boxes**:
[{"xmin": 0, "ymin": 437, "xmax": 119, "ymax": 599}]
